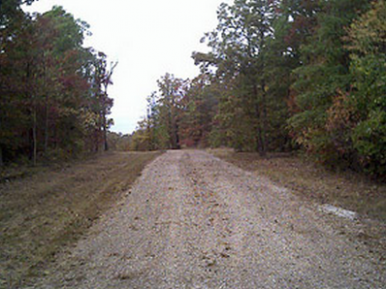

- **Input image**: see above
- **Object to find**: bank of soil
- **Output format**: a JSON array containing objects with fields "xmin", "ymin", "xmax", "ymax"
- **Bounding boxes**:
[{"xmin": 29, "ymin": 150, "xmax": 385, "ymax": 288}]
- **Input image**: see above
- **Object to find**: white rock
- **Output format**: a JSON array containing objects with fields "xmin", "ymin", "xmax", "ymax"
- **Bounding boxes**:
[{"xmin": 319, "ymin": 204, "xmax": 357, "ymax": 220}]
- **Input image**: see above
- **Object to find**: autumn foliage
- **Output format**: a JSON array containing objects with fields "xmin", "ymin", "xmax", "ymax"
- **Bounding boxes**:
[
  {"xmin": 131, "ymin": 0, "xmax": 385, "ymax": 178},
  {"xmin": 0, "ymin": 2, "xmax": 116, "ymax": 165}
]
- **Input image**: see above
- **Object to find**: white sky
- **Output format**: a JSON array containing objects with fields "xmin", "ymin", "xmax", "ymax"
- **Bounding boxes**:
[{"xmin": 23, "ymin": 0, "xmax": 227, "ymax": 134}]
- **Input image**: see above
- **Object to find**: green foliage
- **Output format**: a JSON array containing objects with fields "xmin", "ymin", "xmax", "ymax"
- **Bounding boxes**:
[
  {"xmin": 130, "ymin": 72, "xmax": 221, "ymax": 151},
  {"xmin": 287, "ymin": 0, "xmax": 371, "ymax": 166},
  {"xmin": 179, "ymin": 74, "xmax": 218, "ymax": 148},
  {"xmin": 0, "ymin": 0, "xmax": 36, "ymax": 28},
  {"xmin": 130, "ymin": 74, "xmax": 185, "ymax": 151},
  {"xmin": 192, "ymin": 0, "xmax": 293, "ymax": 155},
  {"xmin": 107, "ymin": 132, "xmax": 131, "ymax": 151},
  {"xmin": 346, "ymin": 0, "xmax": 386, "ymax": 176},
  {"xmin": 127, "ymin": 0, "xmax": 386, "ymax": 179},
  {"xmin": 0, "ymin": 4, "xmax": 115, "ymax": 165},
  {"xmin": 352, "ymin": 110, "xmax": 386, "ymax": 175}
]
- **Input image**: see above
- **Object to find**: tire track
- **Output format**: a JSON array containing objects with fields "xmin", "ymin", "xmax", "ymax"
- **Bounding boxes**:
[{"xmin": 31, "ymin": 150, "xmax": 385, "ymax": 289}]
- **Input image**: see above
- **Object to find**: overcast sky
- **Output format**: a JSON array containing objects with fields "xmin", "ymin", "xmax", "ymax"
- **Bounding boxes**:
[{"xmin": 23, "ymin": 0, "xmax": 227, "ymax": 134}]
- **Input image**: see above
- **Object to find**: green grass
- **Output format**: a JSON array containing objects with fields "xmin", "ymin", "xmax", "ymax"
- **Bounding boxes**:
[{"xmin": 0, "ymin": 151, "xmax": 162, "ymax": 288}]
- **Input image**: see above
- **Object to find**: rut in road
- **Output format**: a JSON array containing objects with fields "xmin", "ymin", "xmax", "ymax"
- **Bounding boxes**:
[{"xmin": 33, "ymin": 150, "xmax": 384, "ymax": 289}]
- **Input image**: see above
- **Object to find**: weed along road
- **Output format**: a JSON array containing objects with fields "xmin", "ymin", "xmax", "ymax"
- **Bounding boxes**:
[{"xmin": 33, "ymin": 150, "xmax": 384, "ymax": 288}]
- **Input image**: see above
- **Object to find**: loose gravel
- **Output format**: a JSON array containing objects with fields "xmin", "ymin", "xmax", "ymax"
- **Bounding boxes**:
[{"xmin": 30, "ymin": 150, "xmax": 385, "ymax": 288}]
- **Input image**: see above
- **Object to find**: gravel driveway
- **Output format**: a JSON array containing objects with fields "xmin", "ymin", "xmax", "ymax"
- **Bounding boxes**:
[{"xmin": 32, "ymin": 150, "xmax": 385, "ymax": 288}]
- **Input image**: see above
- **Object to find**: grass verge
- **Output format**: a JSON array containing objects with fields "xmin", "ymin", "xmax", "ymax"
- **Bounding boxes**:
[
  {"xmin": 0, "ymin": 151, "xmax": 161, "ymax": 288},
  {"xmin": 210, "ymin": 148, "xmax": 386, "ymax": 269},
  {"xmin": 209, "ymin": 148, "xmax": 386, "ymax": 222}
]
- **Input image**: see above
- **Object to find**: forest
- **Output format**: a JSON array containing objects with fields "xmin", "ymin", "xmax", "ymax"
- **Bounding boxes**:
[
  {"xmin": 129, "ymin": 0, "xmax": 386, "ymax": 178},
  {"xmin": 1, "ymin": 0, "xmax": 386, "ymax": 178},
  {"xmin": 0, "ymin": 0, "xmax": 116, "ymax": 166},
  {"xmin": 2, "ymin": 1, "xmax": 386, "ymax": 287}
]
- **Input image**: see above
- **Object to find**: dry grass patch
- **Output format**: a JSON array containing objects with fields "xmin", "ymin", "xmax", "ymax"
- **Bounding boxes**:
[
  {"xmin": 209, "ymin": 148, "xmax": 386, "ymax": 222},
  {"xmin": 209, "ymin": 148, "xmax": 386, "ymax": 256},
  {"xmin": 0, "ymin": 151, "xmax": 161, "ymax": 287}
]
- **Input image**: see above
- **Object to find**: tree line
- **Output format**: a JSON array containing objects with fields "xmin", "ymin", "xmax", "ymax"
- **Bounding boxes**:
[
  {"xmin": 130, "ymin": 0, "xmax": 386, "ymax": 177},
  {"xmin": 0, "ymin": 0, "xmax": 116, "ymax": 165}
]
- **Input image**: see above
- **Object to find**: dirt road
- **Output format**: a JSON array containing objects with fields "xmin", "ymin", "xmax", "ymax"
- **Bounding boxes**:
[{"xmin": 33, "ymin": 150, "xmax": 384, "ymax": 288}]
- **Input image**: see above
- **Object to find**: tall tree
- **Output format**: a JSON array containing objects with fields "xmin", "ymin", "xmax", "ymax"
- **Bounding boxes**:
[
  {"xmin": 0, "ymin": 5, "xmax": 116, "ymax": 165},
  {"xmin": 345, "ymin": 0, "xmax": 386, "ymax": 175},
  {"xmin": 194, "ymin": 0, "xmax": 280, "ymax": 154},
  {"xmin": 288, "ymin": 0, "xmax": 370, "ymax": 165},
  {"xmin": 179, "ymin": 74, "xmax": 218, "ymax": 147},
  {"xmin": 91, "ymin": 51, "xmax": 117, "ymax": 151},
  {"xmin": 157, "ymin": 73, "xmax": 185, "ymax": 149}
]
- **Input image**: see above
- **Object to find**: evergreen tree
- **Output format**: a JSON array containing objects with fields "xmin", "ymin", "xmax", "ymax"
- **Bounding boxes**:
[
  {"xmin": 288, "ymin": 0, "xmax": 370, "ymax": 165},
  {"xmin": 347, "ymin": 0, "xmax": 386, "ymax": 175}
]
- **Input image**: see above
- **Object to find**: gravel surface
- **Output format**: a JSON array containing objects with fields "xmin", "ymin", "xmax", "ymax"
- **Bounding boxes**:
[{"xmin": 30, "ymin": 150, "xmax": 385, "ymax": 288}]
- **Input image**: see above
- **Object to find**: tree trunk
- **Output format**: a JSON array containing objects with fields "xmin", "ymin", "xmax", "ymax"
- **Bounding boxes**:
[
  {"xmin": 33, "ymin": 108, "xmax": 37, "ymax": 166},
  {"xmin": 102, "ymin": 110, "xmax": 108, "ymax": 152},
  {"xmin": 0, "ymin": 146, "xmax": 3, "ymax": 167},
  {"xmin": 260, "ymin": 79, "xmax": 268, "ymax": 156},
  {"xmin": 146, "ymin": 116, "xmax": 152, "ymax": 151},
  {"xmin": 103, "ymin": 119, "xmax": 108, "ymax": 151},
  {"xmin": 258, "ymin": 26, "xmax": 268, "ymax": 157},
  {"xmin": 252, "ymin": 83, "xmax": 266, "ymax": 156},
  {"xmin": 101, "ymin": 92, "xmax": 108, "ymax": 152},
  {"xmin": 254, "ymin": 109, "xmax": 265, "ymax": 156},
  {"xmin": 44, "ymin": 95, "xmax": 49, "ymax": 152},
  {"xmin": 95, "ymin": 129, "xmax": 99, "ymax": 153},
  {"xmin": 170, "ymin": 111, "xmax": 180, "ymax": 149},
  {"xmin": 175, "ymin": 120, "xmax": 180, "ymax": 149},
  {"xmin": 170, "ymin": 95, "xmax": 180, "ymax": 149},
  {"xmin": 43, "ymin": 59, "xmax": 49, "ymax": 153}
]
